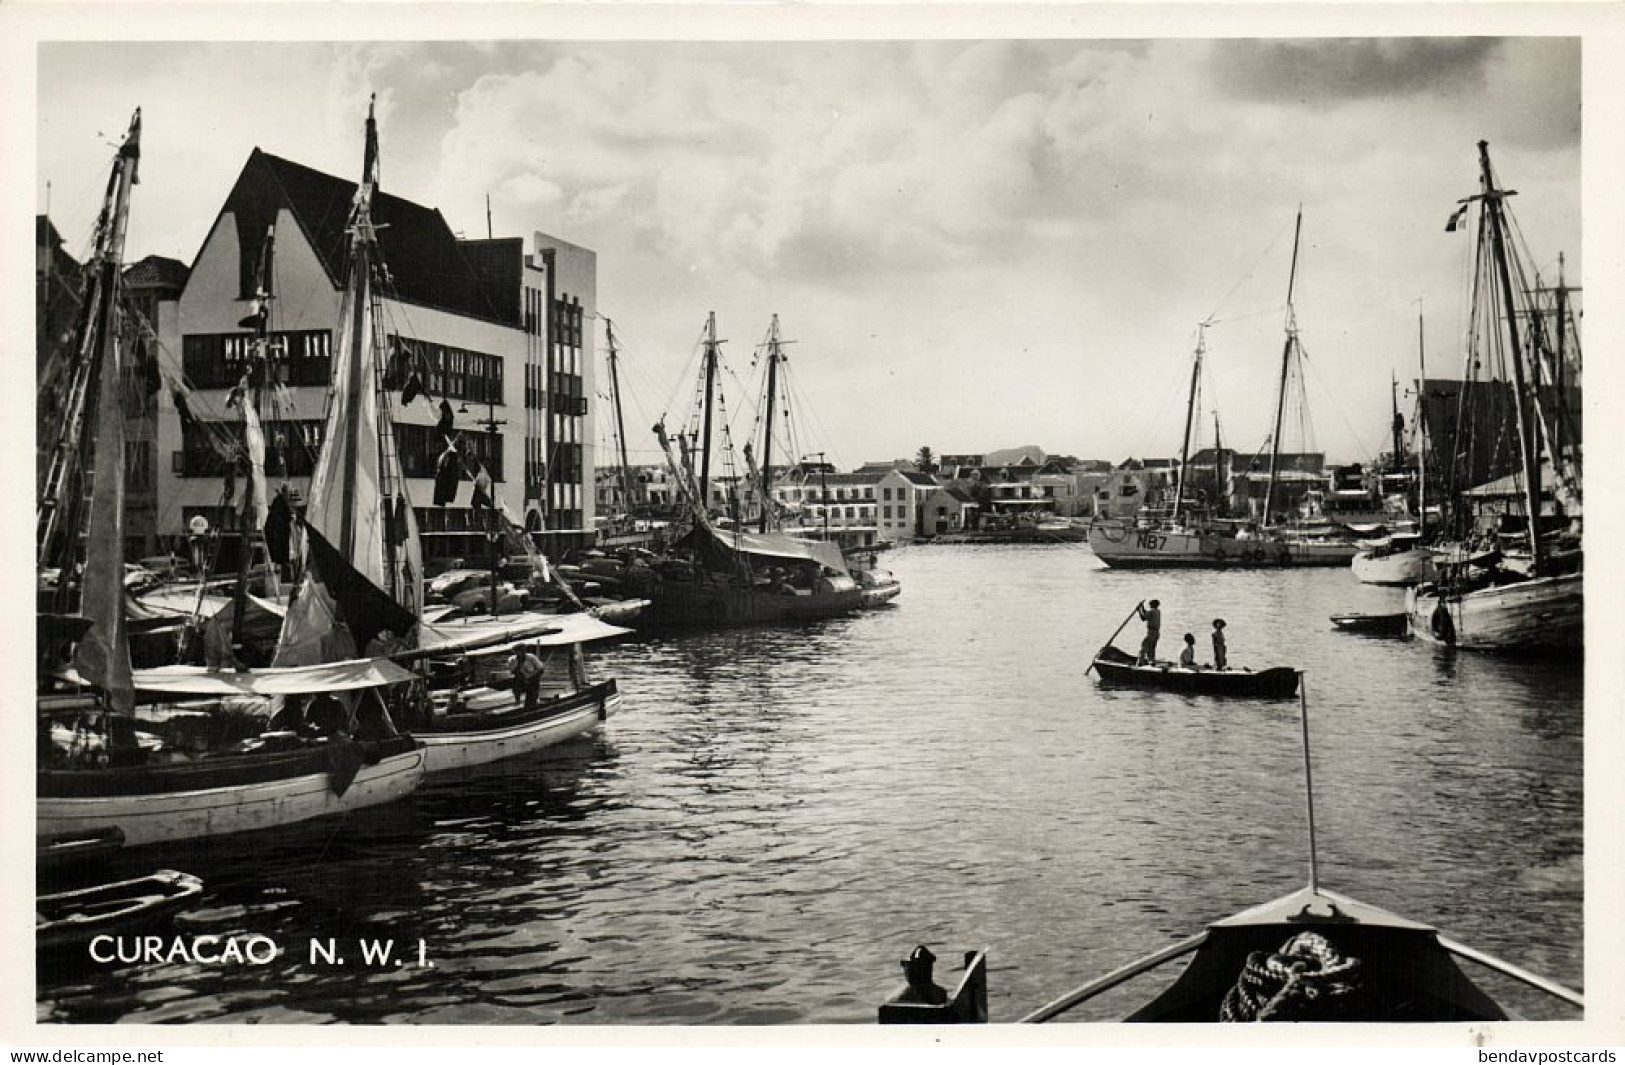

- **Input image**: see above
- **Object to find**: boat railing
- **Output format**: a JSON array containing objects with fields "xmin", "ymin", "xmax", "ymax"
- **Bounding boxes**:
[
  {"xmin": 1017, "ymin": 932, "xmax": 1208, "ymax": 1023},
  {"xmin": 1436, "ymin": 934, "xmax": 1584, "ymax": 1011}
]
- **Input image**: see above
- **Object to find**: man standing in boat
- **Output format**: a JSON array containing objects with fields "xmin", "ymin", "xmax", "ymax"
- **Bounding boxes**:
[
  {"xmin": 1135, "ymin": 599, "xmax": 1162, "ymax": 664},
  {"xmin": 1211, "ymin": 618, "xmax": 1228, "ymax": 671}
]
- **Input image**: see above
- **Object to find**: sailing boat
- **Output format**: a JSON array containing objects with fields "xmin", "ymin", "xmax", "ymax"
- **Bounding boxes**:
[
  {"xmin": 1088, "ymin": 250, "xmax": 1357, "ymax": 570},
  {"xmin": 1351, "ymin": 338, "xmax": 1438, "ymax": 586},
  {"xmin": 37, "ymin": 110, "xmax": 427, "ymax": 851},
  {"xmin": 1405, "ymin": 142, "xmax": 1582, "ymax": 653},
  {"xmin": 261, "ymin": 100, "xmax": 629, "ymax": 774},
  {"xmin": 643, "ymin": 312, "xmax": 862, "ymax": 627}
]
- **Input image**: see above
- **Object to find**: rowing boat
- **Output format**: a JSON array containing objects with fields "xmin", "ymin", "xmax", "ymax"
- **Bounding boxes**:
[
  {"xmin": 37, "ymin": 870, "xmax": 203, "ymax": 954},
  {"xmin": 1089, "ymin": 646, "xmax": 1299, "ymax": 699}
]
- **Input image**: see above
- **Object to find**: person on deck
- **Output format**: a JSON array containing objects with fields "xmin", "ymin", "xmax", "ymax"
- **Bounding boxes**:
[
  {"xmin": 509, "ymin": 644, "xmax": 544, "ymax": 712},
  {"xmin": 1179, "ymin": 633, "xmax": 1199, "ymax": 669},
  {"xmin": 1211, "ymin": 619, "xmax": 1228, "ymax": 671},
  {"xmin": 1136, "ymin": 599, "xmax": 1162, "ymax": 665}
]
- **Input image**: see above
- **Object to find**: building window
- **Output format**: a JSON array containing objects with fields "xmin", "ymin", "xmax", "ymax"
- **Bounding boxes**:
[
  {"xmin": 182, "ymin": 330, "xmax": 333, "ymax": 389},
  {"xmin": 389, "ymin": 336, "xmax": 504, "ymax": 406}
]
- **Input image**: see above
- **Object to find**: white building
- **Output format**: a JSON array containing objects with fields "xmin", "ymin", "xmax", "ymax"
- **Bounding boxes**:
[{"xmin": 156, "ymin": 148, "xmax": 597, "ymax": 561}]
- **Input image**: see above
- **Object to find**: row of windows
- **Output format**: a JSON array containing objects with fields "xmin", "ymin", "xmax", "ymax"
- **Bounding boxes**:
[
  {"xmin": 551, "ymin": 295, "xmax": 584, "ymax": 349},
  {"xmin": 178, "ymin": 420, "xmax": 325, "ymax": 478},
  {"xmin": 388, "ymin": 335, "xmax": 504, "ymax": 406},
  {"xmin": 182, "ymin": 331, "xmax": 333, "ymax": 389}
]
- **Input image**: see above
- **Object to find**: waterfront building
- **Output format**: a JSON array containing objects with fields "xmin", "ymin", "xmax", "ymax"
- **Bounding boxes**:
[
  {"xmin": 915, "ymin": 485, "xmax": 974, "ymax": 536},
  {"xmin": 122, "ymin": 255, "xmax": 189, "ymax": 559},
  {"xmin": 1093, "ymin": 458, "xmax": 1179, "ymax": 520},
  {"xmin": 155, "ymin": 149, "xmax": 598, "ymax": 561}
]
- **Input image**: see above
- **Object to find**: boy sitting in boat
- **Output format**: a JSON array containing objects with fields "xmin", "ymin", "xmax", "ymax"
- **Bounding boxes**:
[{"xmin": 1179, "ymin": 633, "xmax": 1201, "ymax": 670}]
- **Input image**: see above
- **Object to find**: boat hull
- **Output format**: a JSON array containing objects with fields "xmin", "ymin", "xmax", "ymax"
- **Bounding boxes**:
[
  {"xmin": 1329, "ymin": 612, "xmax": 1410, "ymax": 637},
  {"xmin": 38, "ymin": 739, "xmax": 426, "ymax": 849},
  {"xmin": 37, "ymin": 870, "xmax": 204, "ymax": 953},
  {"xmin": 1406, "ymin": 572, "xmax": 1583, "ymax": 653},
  {"xmin": 1088, "ymin": 523, "xmax": 1356, "ymax": 569},
  {"xmin": 1351, "ymin": 548, "xmax": 1436, "ymax": 586},
  {"xmin": 1090, "ymin": 647, "xmax": 1299, "ymax": 698},
  {"xmin": 415, "ymin": 680, "xmax": 620, "ymax": 775},
  {"xmin": 643, "ymin": 577, "xmax": 863, "ymax": 627}
]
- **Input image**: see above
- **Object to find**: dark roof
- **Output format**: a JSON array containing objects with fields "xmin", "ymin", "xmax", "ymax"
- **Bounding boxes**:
[
  {"xmin": 217, "ymin": 149, "xmax": 520, "ymax": 327},
  {"xmin": 900, "ymin": 471, "xmax": 937, "ymax": 486},
  {"xmin": 124, "ymin": 254, "xmax": 190, "ymax": 292},
  {"xmin": 945, "ymin": 486, "xmax": 977, "ymax": 503},
  {"xmin": 36, "ymin": 215, "xmax": 66, "ymax": 251}
]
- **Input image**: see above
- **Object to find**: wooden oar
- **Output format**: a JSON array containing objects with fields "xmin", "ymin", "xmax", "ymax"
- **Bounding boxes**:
[{"xmin": 1085, "ymin": 602, "xmax": 1143, "ymax": 675}]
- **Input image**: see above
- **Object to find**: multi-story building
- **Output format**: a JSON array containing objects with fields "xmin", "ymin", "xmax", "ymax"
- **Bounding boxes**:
[
  {"xmin": 155, "ymin": 148, "xmax": 597, "ymax": 562},
  {"xmin": 875, "ymin": 469, "xmax": 938, "ymax": 543},
  {"xmin": 1093, "ymin": 458, "xmax": 1180, "ymax": 520},
  {"xmin": 122, "ymin": 255, "xmax": 189, "ymax": 558}
]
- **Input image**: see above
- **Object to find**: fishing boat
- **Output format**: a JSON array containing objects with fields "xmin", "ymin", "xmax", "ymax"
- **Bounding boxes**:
[
  {"xmin": 1089, "ymin": 238, "xmax": 1356, "ymax": 570},
  {"xmin": 641, "ymin": 314, "xmax": 863, "ymax": 627},
  {"xmin": 407, "ymin": 611, "xmax": 628, "ymax": 775},
  {"xmin": 1405, "ymin": 143, "xmax": 1582, "ymax": 654},
  {"xmin": 259, "ymin": 99, "xmax": 632, "ymax": 774},
  {"xmin": 1088, "ymin": 646, "xmax": 1300, "ymax": 699},
  {"xmin": 35, "ymin": 110, "xmax": 427, "ymax": 851},
  {"xmin": 1328, "ymin": 611, "xmax": 1410, "ymax": 637},
  {"xmin": 37, "ymin": 870, "xmax": 204, "ymax": 954},
  {"xmin": 856, "ymin": 567, "xmax": 902, "ymax": 608},
  {"xmin": 879, "ymin": 683, "xmax": 1583, "ymax": 1023},
  {"xmin": 1350, "ymin": 531, "xmax": 1436, "ymax": 586}
]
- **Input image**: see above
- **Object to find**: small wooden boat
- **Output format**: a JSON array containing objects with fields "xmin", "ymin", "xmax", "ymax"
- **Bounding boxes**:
[
  {"xmin": 1328, "ymin": 611, "xmax": 1410, "ymax": 637},
  {"xmin": 1089, "ymin": 646, "xmax": 1299, "ymax": 699},
  {"xmin": 37, "ymin": 870, "xmax": 204, "ymax": 953}
]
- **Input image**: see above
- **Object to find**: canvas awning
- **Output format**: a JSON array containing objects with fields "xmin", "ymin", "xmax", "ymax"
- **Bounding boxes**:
[
  {"xmin": 699, "ymin": 524, "xmax": 847, "ymax": 572},
  {"xmin": 60, "ymin": 657, "xmax": 417, "ymax": 697},
  {"xmin": 417, "ymin": 611, "xmax": 630, "ymax": 656}
]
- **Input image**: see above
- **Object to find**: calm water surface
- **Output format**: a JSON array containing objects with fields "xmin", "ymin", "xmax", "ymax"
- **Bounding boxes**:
[{"xmin": 38, "ymin": 544, "xmax": 1584, "ymax": 1024}]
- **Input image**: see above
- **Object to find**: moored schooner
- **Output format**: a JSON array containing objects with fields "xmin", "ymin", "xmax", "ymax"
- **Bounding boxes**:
[
  {"xmin": 1405, "ymin": 142, "xmax": 1582, "ymax": 654},
  {"xmin": 1089, "ymin": 222, "xmax": 1358, "ymax": 571},
  {"xmin": 37, "ymin": 109, "xmax": 427, "ymax": 851}
]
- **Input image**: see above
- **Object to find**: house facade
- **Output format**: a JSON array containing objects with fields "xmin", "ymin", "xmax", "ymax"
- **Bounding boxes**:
[{"xmin": 154, "ymin": 148, "xmax": 598, "ymax": 562}]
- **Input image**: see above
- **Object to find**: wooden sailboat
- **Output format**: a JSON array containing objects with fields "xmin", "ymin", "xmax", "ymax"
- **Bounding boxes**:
[
  {"xmin": 878, "ymin": 680, "xmax": 1583, "ymax": 1023},
  {"xmin": 642, "ymin": 313, "xmax": 863, "ymax": 627},
  {"xmin": 1405, "ymin": 142, "xmax": 1583, "ymax": 654},
  {"xmin": 1089, "ymin": 285, "xmax": 1355, "ymax": 570},
  {"xmin": 1352, "ymin": 324, "xmax": 1438, "ymax": 586},
  {"xmin": 36, "ymin": 111, "xmax": 428, "ymax": 852},
  {"xmin": 263, "ymin": 100, "xmax": 629, "ymax": 773}
]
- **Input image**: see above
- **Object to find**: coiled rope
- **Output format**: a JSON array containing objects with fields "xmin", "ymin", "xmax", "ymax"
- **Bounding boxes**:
[{"xmin": 1219, "ymin": 931, "xmax": 1362, "ymax": 1022}]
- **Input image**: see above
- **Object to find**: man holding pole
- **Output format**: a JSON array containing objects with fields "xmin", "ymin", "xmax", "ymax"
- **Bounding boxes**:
[{"xmin": 1136, "ymin": 599, "xmax": 1162, "ymax": 665}]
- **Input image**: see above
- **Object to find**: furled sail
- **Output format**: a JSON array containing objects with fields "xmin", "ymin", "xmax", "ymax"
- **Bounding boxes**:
[
  {"xmin": 273, "ymin": 99, "xmax": 422, "ymax": 666},
  {"xmin": 69, "ymin": 110, "xmax": 143, "ymax": 712}
]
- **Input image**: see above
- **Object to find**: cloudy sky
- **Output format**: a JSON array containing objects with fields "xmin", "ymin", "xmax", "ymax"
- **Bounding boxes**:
[{"xmin": 26, "ymin": 21, "xmax": 1587, "ymax": 471}]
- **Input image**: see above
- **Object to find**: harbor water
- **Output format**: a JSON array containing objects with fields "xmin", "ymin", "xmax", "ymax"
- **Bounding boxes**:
[{"xmin": 38, "ymin": 543, "xmax": 1584, "ymax": 1024}]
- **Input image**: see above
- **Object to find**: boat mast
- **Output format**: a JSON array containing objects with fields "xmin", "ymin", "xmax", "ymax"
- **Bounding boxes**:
[
  {"xmin": 699, "ymin": 311, "xmax": 718, "ymax": 513},
  {"xmin": 758, "ymin": 315, "xmax": 782, "ymax": 533},
  {"xmin": 1262, "ymin": 208, "xmax": 1303, "ymax": 526},
  {"xmin": 70, "ymin": 109, "xmax": 143, "ymax": 713},
  {"xmin": 1416, "ymin": 308, "xmax": 1428, "ymax": 535},
  {"xmin": 604, "ymin": 318, "xmax": 635, "ymax": 518},
  {"xmin": 1477, "ymin": 141, "xmax": 1544, "ymax": 574},
  {"xmin": 1213, "ymin": 412, "xmax": 1225, "ymax": 515},
  {"xmin": 1172, "ymin": 324, "xmax": 1205, "ymax": 525},
  {"xmin": 1297, "ymin": 679, "xmax": 1321, "ymax": 893},
  {"xmin": 232, "ymin": 224, "xmax": 276, "ymax": 648}
]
